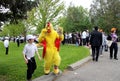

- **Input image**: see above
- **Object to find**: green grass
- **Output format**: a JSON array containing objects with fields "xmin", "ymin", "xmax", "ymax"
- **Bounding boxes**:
[{"xmin": 0, "ymin": 41, "xmax": 90, "ymax": 81}]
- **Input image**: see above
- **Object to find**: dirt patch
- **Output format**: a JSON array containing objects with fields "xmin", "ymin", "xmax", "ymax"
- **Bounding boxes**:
[{"xmin": 0, "ymin": 75, "xmax": 7, "ymax": 81}]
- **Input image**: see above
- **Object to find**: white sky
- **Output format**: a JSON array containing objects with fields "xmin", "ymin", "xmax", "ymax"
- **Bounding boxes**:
[{"xmin": 62, "ymin": 0, "xmax": 93, "ymax": 10}]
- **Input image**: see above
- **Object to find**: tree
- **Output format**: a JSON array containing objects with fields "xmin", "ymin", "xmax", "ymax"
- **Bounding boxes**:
[
  {"xmin": 1, "ymin": 21, "xmax": 25, "ymax": 36},
  {"xmin": 90, "ymin": 0, "xmax": 120, "ymax": 33},
  {"xmin": 0, "ymin": 0, "xmax": 38, "ymax": 24},
  {"xmin": 59, "ymin": 5, "xmax": 91, "ymax": 32},
  {"xmin": 0, "ymin": 0, "xmax": 39, "ymax": 38},
  {"xmin": 33, "ymin": 0, "xmax": 65, "ymax": 32}
]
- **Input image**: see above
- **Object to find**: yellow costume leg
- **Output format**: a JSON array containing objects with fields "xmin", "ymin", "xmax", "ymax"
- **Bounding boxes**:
[
  {"xmin": 44, "ymin": 60, "xmax": 52, "ymax": 74},
  {"xmin": 53, "ymin": 51, "xmax": 61, "ymax": 74},
  {"xmin": 44, "ymin": 49, "xmax": 54, "ymax": 74}
]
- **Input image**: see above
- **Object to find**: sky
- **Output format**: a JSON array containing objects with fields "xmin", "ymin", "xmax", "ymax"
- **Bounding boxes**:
[{"xmin": 62, "ymin": 0, "xmax": 93, "ymax": 10}]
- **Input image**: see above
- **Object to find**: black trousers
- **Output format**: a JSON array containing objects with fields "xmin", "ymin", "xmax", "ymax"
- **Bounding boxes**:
[
  {"xmin": 82, "ymin": 38, "xmax": 86, "ymax": 45},
  {"xmin": 5, "ymin": 47, "xmax": 9, "ymax": 55},
  {"xmin": 110, "ymin": 42, "xmax": 118, "ymax": 59},
  {"xmin": 86, "ymin": 37, "xmax": 89, "ymax": 46},
  {"xmin": 17, "ymin": 42, "xmax": 20, "ymax": 47},
  {"xmin": 27, "ymin": 57, "xmax": 36, "ymax": 80},
  {"xmin": 91, "ymin": 46, "xmax": 100, "ymax": 61}
]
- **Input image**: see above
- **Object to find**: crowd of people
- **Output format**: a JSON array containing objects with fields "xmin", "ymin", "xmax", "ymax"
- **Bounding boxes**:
[
  {"xmin": 1, "ymin": 23, "xmax": 119, "ymax": 81},
  {"xmin": 61, "ymin": 26, "xmax": 119, "ymax": 62},
  {"xmin": 62, "ymin": 30, "xmax": 90, "ymax": 46}
]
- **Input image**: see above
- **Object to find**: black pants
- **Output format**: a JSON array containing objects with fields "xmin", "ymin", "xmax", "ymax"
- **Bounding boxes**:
[
  {"xmin": 110, "ymin": 42, "xmax": 118, "ymax": 59},
  {"xmin": 5, "ymin": 47, "xmax": 9, "ymax": 55},
  {"xmin": 17, "ymin": 42, "xmax": 20, "ymax": 47},
  {"xmin": 27, "ymin": 57, "xmax": 36, "ymax": 80},
  {"xmin": 91, "ymin": 46, "xmax": 100, "ymax": 61},
  {"xmin": 82, "ymin": 38, "xmax": 86, "ymax": 45},
  {"xmin": 86, "ymin": 37, "xmax": 89, "ymax": 46}
]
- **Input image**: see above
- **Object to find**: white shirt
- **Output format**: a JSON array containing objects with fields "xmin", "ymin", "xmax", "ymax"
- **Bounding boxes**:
[
  {"xmin": 4, "ymin": 39, "xmax": 9, "ymax": 47},
  {"xmin": 23, "ymin": 43, "xmax": 38, "ymax": 59},
  {"xmin": 102, "ymin": 33, "xmax": 107, "ymax": 45},
  {"xmin": 68, "ymin": 33, "xmax": 72, "ymax": 39},
  {"xmin": 82, "ymin": 31, "xmax": 87, "ymax": 39}
]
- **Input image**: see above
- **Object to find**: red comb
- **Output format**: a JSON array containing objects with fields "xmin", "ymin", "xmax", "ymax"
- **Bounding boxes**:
[{"xmin": 47, "ymin": 22, "xmax": 50, "ymax": 27}]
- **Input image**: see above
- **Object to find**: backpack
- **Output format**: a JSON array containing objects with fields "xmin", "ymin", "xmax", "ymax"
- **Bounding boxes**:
[{"xmin": 107, "ymin": 34, "xmax": 112, "ymax": 40}]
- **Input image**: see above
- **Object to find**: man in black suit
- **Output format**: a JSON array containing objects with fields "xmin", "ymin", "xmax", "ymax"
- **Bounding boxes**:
[{"xmin": 90, "ymin": 26, "xmax": 102, "ymax": 61}]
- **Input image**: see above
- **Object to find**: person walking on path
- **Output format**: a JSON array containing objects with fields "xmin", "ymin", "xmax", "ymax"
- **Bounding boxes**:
[
  {"xmin": 99, "ymin": 29, "xmax": 107, "ymax": 55},
  {"xmin": 90, "ymin": 26, "xmax": 102, "ymax": 61},
  {"xmin": 109, "ymin": 27, "xmax": 118, "ymax": 60},
  {"xmin": 23, "ymin": 35, "xmax": 41, "ymax": 81},
  {"xmin": 4, "ymin": 37, "xmax": 9, "ymax": 55}
]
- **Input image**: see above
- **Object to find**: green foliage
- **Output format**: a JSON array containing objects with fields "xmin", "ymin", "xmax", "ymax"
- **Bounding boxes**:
[
  {"xmin": 0, "ymin": 42, "xmax": 89, "ymax": 81},
  {"xmin": 1, "ymin": 0, "xmax": 65, "ymax": 36},
  {"xmin": 60, "ymin": 45, "xmax": 90, "ymax": 70},
  {"xmin": 0, "ymin": 0, "xmax": 38, "ymax": 23},
  {"xmin": 1, "ymin": 21, "xmax": 25, "ymax": 36},
  {"xmin": 90, "ymin": 0, "xmax": 120, "ymax": 33},
  {"xmin": 33, "ymin": 0, "xmax": 65, "ymax": 33},
  {"xmin": 59, "ymin": 6, "xmax": 91, "ymax": 32}
]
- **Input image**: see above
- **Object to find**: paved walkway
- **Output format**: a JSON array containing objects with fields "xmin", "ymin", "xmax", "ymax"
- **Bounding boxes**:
[
  {"xmin": 56, "ymin": 45, "xmax": 120, "ymax": 81},
  {"xmin": 33, "ymin": 44, "xmax": 120, "ymax": 81}
]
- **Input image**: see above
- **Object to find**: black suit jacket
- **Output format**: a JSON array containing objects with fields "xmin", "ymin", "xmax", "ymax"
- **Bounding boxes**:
[{"xmin": 90, "ymin": 30, "xmax": 102, "ymax": 46}]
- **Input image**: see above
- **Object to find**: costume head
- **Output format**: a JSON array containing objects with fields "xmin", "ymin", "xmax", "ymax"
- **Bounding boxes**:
[{"xmin": 45, "ymin": 22, "xmax": 53, "ymax": 33}]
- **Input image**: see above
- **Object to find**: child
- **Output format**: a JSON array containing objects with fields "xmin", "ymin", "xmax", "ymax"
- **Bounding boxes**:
[
  {"xmin": 23, "ymin": 35, "xmax": 41, "ymax": 81},
  {"xmin": 4, "ymin": 37, "xmax": 9, "ymax": 55}
]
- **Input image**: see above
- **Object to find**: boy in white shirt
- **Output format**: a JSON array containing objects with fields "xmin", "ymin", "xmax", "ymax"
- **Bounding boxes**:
[
  {"xmin": 23, "ymin": 35, "xmax": 41, "ymax": 81},
  {"xmin": 4, "ymin": 37, "xmax": 9, "ymax": 55}
]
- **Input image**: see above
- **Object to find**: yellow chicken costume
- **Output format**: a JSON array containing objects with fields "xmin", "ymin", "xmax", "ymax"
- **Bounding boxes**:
[{"xmin": 38, "ymin": 22, "xmax": 64, "ymax": 75}]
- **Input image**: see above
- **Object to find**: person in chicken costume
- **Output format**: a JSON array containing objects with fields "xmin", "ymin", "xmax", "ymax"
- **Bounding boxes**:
[{"xmin": 38, "ymin": 22, "xmax": 64, "ymax": 75}]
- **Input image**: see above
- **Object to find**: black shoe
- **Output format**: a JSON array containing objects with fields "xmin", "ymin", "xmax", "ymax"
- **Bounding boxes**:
[
  {"xmin": 110, "ymin": 57, "xmax": 112, "ymax": 59},
  {"xmin": 114, "ymin": 58, "xmax": 118, "ymax": 60},
  {"xmin": 95, "ymin": 59, "xmax": 98, "ymax": 62},
  {"xmin": 45, "ymin": 73, "xmax": 49, "ymax": 75}
]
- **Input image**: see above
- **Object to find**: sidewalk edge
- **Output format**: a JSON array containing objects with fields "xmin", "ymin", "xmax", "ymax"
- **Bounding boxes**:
[{"xmin": 67, "ymin": 56, "xmax": 92, "ymax": 71}]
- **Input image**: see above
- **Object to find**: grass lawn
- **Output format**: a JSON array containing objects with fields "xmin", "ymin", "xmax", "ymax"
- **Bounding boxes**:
[{"xmin": 0, "ymin": 41, "xmax": 90, "ymax": 81}]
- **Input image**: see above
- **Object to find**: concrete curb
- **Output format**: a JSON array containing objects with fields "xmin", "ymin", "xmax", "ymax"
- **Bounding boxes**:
[
  {"xmin": 33, "ymin": 71, "xmax": 62, "ymax": 81},
  {"xmin": 67, "ymin": 47, "xmax": 92, "ymax": 71},
  {"xmin": 67, "ymin": 56, "xmax": 92, "ymax": 71},
  {"xmin": 33, "ymin": 56, "xmax": 92, "ymax": 81},
  {"xmin": 33, "ymin": 72, "xmax": 57, "ymax": 81},
  {"xmin": 33, "ymin": 47, "xmax": 92, "ymax": 81}
]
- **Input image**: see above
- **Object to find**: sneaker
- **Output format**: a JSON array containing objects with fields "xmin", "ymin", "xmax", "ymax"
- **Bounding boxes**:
[
  {"xmin": 53, "ymin": 69, "xmax": 59, "ymax": 75},
  {"xmin": 92, "ymin": 58, "xmax": 95, "ymax": 61},
  {"xmin": 114, "ymin": 58, "xmax": 118, "ymax": 60},
  {"xmin": 55, "ymin": 70, "xmax": 62, "ymax": 76},
  {"xmin": 44, "ymin": 69, "xmax": 50, "ymax": 75}
]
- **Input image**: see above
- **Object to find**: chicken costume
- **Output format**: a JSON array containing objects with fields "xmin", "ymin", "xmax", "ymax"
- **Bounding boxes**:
[{"xmin": 38, "ymin": 22, "xmax": 64, "ymax": 75}]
